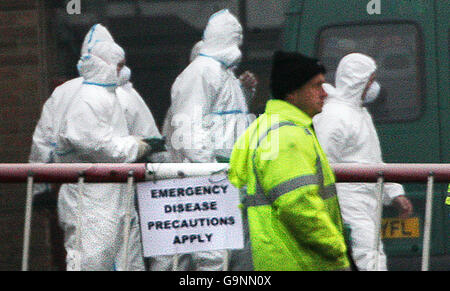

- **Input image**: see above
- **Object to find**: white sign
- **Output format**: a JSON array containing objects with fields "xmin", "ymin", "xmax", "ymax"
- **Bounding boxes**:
[{"xmin": 137, "ymin": 173, "xmax": 244, "ymax": 257}]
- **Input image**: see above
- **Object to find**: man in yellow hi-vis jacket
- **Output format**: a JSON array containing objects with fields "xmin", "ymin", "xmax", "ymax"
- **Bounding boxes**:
[{"xmin": 229, "ymin": 51, "xmax": 350, "ymax": 271}]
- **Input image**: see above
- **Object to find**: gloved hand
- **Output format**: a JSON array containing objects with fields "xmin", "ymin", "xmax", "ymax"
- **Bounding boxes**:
[
  {"xmin": 239, "ymin": 71, "xmax": 257, "ymax": 92},
  {"xmin": 239, "ymin": 71, "xmax": 257, "ymax": 105},
  {"xmin": 142, "ymin": 136, "xmax": 167, "ymax": 154},
  {"xmin": 135, "ymin": 137, "xmax": 151, "ymax": 160},
  {"xmin": 392, "ymin": 195, "xmax": 414, "ymax": 219},
  {"xmin": 215, "ymin": 155, "xmax": 230, "ymax": 163}
]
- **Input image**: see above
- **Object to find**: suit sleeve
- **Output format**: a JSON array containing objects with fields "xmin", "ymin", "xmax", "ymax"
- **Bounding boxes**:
[
  {"xmin": 60, "ymin": 97, "xmax": 139, "ymax": 163},
  {"xmin": 382, "ymin": 183, "xmax": 406, "ymax": 205},
  {"xmin": 29, "ymin": 99, "xmax": 55, "ymax": 195},
  {"xmin": 168, "ymin": 67, "xmax": 219, "ymax": 163},
  {"xmin": 29, "ymin": 98, "xmax": 56, "ymax": 163}
]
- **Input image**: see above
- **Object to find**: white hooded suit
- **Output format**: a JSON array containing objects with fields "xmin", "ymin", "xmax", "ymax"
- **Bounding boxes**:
[
  {"xmin": 55, "ymin": 41, "xmax": 145, "ymax": 271},
  {"xmin": 313, "ymin": 53, "xmax": 405, "ymax": 271},
  {"xmin": 29, "ymin": 24, "xmax": 160, "ymax": 195},
  {"xmin": 158, "ymin": 9, "xmax": 251, "ymax": 271},
  {"xmin": 163, "ymin": 9, "xmax": 251, "ymax": 163}
]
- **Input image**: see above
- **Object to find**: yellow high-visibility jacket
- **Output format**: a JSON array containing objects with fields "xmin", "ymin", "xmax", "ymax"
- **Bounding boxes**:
[
  {"xmin": 229, "ymin": 99, "xmax": 350, "ymax": 271},
  {"xmin": 446, "ymin": 184, "xmax": 450, "ymax": 206}
]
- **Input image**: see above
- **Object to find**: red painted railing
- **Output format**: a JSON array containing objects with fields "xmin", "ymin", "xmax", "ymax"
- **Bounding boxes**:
[
  {"xmin": 0, "ymin": 163, "xmax": 449, "ymax": 183},
  {"xmin": 1, "ymin": 163, "xmax": 448, "ymax": 271}
]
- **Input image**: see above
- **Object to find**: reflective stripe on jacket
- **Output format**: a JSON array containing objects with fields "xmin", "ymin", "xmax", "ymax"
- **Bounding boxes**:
[{"xmin": 229, "ymin": 99, "xmax": 350, "ymax": 271}]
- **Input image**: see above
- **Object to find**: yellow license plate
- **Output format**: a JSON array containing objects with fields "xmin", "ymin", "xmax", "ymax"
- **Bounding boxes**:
[{"xmin": 381, "ymin": 217, "xmax": 420, "ymax": 239}]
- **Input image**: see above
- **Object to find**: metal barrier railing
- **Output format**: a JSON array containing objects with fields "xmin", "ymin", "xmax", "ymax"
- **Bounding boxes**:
[{"xmin": 0, "ymin": 163, "xmax": 449, "ymax": 271}]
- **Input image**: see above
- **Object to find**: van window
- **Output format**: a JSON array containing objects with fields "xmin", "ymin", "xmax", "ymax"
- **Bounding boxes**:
[{"xmin": 317, "ymin": 23, "xmax": 424, "ymax": 123}]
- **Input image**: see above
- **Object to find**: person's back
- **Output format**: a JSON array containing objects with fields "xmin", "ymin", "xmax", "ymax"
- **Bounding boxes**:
[
  {"xmin": 30, "ymin": 77, "xmax": 83, "ymax": 160},
  {"xmin": 160, "ymin": 9, "xmax": 250, "ymax": 271},
  {"xmin": 30, "ymin": 24, "xmax": 157, "ymax": 164},
  {"xmin": 29, "ymin": 78, "xmax": 83, "ymax": 195},
  {"xmin": 30, "ymin": 23, "xmax": 120, "ymax": 192},
  {"xmin": 55, "ymin": 41, "xmax": 145, "ymax": 271},
  {"xmin": 164, "ymin": 55, "xmax": 248, "ymax": 162}
]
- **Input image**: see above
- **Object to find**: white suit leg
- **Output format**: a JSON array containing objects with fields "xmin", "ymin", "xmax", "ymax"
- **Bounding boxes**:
[
  {"xmin": 192, "ymin": 250, "xmax": 229, "ymax": 271},
  {"xmin": 115, "ymin": 211, "xmax": 145, "ymax": 271},
  {"xmin": 148, "ymin": 254, "xmax": 193, "ymax": 271},
  {"xmin": 339, "ymin": 192, "xmax": 387, "ymax": 271}
]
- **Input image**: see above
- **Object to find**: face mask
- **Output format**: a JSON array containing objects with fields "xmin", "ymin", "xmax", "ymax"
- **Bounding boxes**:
[
  {"xmin": 363, "ymin": 81, "xmax": 380, "ymax": 104},
  {"xmin": 117, "ymin": 66, "xmax": 131, "ymax": 86}
]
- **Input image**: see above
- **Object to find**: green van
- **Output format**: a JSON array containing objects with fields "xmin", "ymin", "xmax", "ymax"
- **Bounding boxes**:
[{"xmin": 282, "ymin": 0, "xmax": 449, "ymax": 270}]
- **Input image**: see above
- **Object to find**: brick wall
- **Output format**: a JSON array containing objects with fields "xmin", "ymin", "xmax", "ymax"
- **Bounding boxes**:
[{"xmin": 0, "ymin": 0, "xmax": 59, "ymax": 271}]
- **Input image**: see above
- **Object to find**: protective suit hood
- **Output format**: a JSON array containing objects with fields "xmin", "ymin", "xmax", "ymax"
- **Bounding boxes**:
[
  {"xmin": 200, "ymin": 9, "xmax": 243, "ymax": 68},
  {"xmin": 80, "ymin": 23, "xmax": 115, "ymax": 56},
  {"xmin": 77, "ymin": 41, "xmax": 125, "ymax": 88},
  {"xmin": 190, "ymin": 40, "xmax": 204, "ymax": 62},
  {"xmin": 325, "ymin": 53, "xmax": 377, "ymax": 107}
]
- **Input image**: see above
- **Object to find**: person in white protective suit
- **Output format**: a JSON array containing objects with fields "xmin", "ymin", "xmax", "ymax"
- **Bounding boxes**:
[
  {"xmin": 55, "ymin": 40, "xmax": 153, "ymax": 271},
  {"xmin": 189, "ymin": 39, "xmax": 257, "ymax": 106},
  {"xmin": 313, "ymin": 53, "xmax": 413, "ymax": 271},
  {"xmin": 29, "ymin": 24, "xmax": 161, "ymax": 197},
  {"xmin": 116, "ymin": 67, "xmax": 161, "ymax": 139},
  {"xmin": 155, "ymin": 9, "xmax": 257, "ymax": 271}
]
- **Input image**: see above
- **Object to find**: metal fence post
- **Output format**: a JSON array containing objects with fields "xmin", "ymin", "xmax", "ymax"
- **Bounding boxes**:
[
  {"xmin": 122, "ymin": 170, "xmax": 135, "ymax": 271},
  {"xmin": 75, "ymin": 171, "xmax": 85, "ymax": 271},
  {"xmin": 421, "ymin": 172, "xmax": 434, "ymax": 271},
  {"xmin": 374, "ymin": 173, "xmax": 384, "ymax": 271},
  {"xmin": 22, "ymin": 172, "xmax": 34, "ymax": 271}
]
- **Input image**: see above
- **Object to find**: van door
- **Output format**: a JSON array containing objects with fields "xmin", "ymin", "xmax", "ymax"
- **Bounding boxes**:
[
  {"xmin": 288, "ymin": 0, "xmax": 446, "ymax": 268},
  {"xmin": 296, "ymin": 0, "xmax": 440, "ymax": 163},
  {"xmin": 435, "ymin": 0, "xmax": 450, "ymax": 257},
  {"xmin": 435, "ymin": 1, "xmax": 449, "ymax": 163}
]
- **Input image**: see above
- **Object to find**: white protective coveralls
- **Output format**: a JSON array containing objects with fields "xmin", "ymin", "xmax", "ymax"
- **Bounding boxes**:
[
  {"xmin": 29, "ymin": 24, "xmax": 161, "ymax": 194},
  {"xmin": 29, "ymin": 78, "xmax": 84, "ymax": 195},
  {"xmin": 313, "ymin": 53, "xmax": 405, "ymax": 271},
  {"xmin": 55, "ymin": 41, "xmax": 146, "ymax": 271},
  {"xmin": 189, "ymin": 40, "xmax": 204, "ymax": 62},
  {"xmin": 157, "ymin": 9, "xmax": 252, "ymax": 271},
  {"xmin": 163, "ymin": 9, "xmax": 252, "ymax": 163},
  {"xmin": 116, "ymin": 75, "xmax": 161, "ymax": 139}
]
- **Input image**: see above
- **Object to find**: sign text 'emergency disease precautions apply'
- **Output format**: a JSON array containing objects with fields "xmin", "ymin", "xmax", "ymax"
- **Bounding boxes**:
[{"xmin": 137, "ymin": 174, "xmax": 244, "ymax": 257}]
